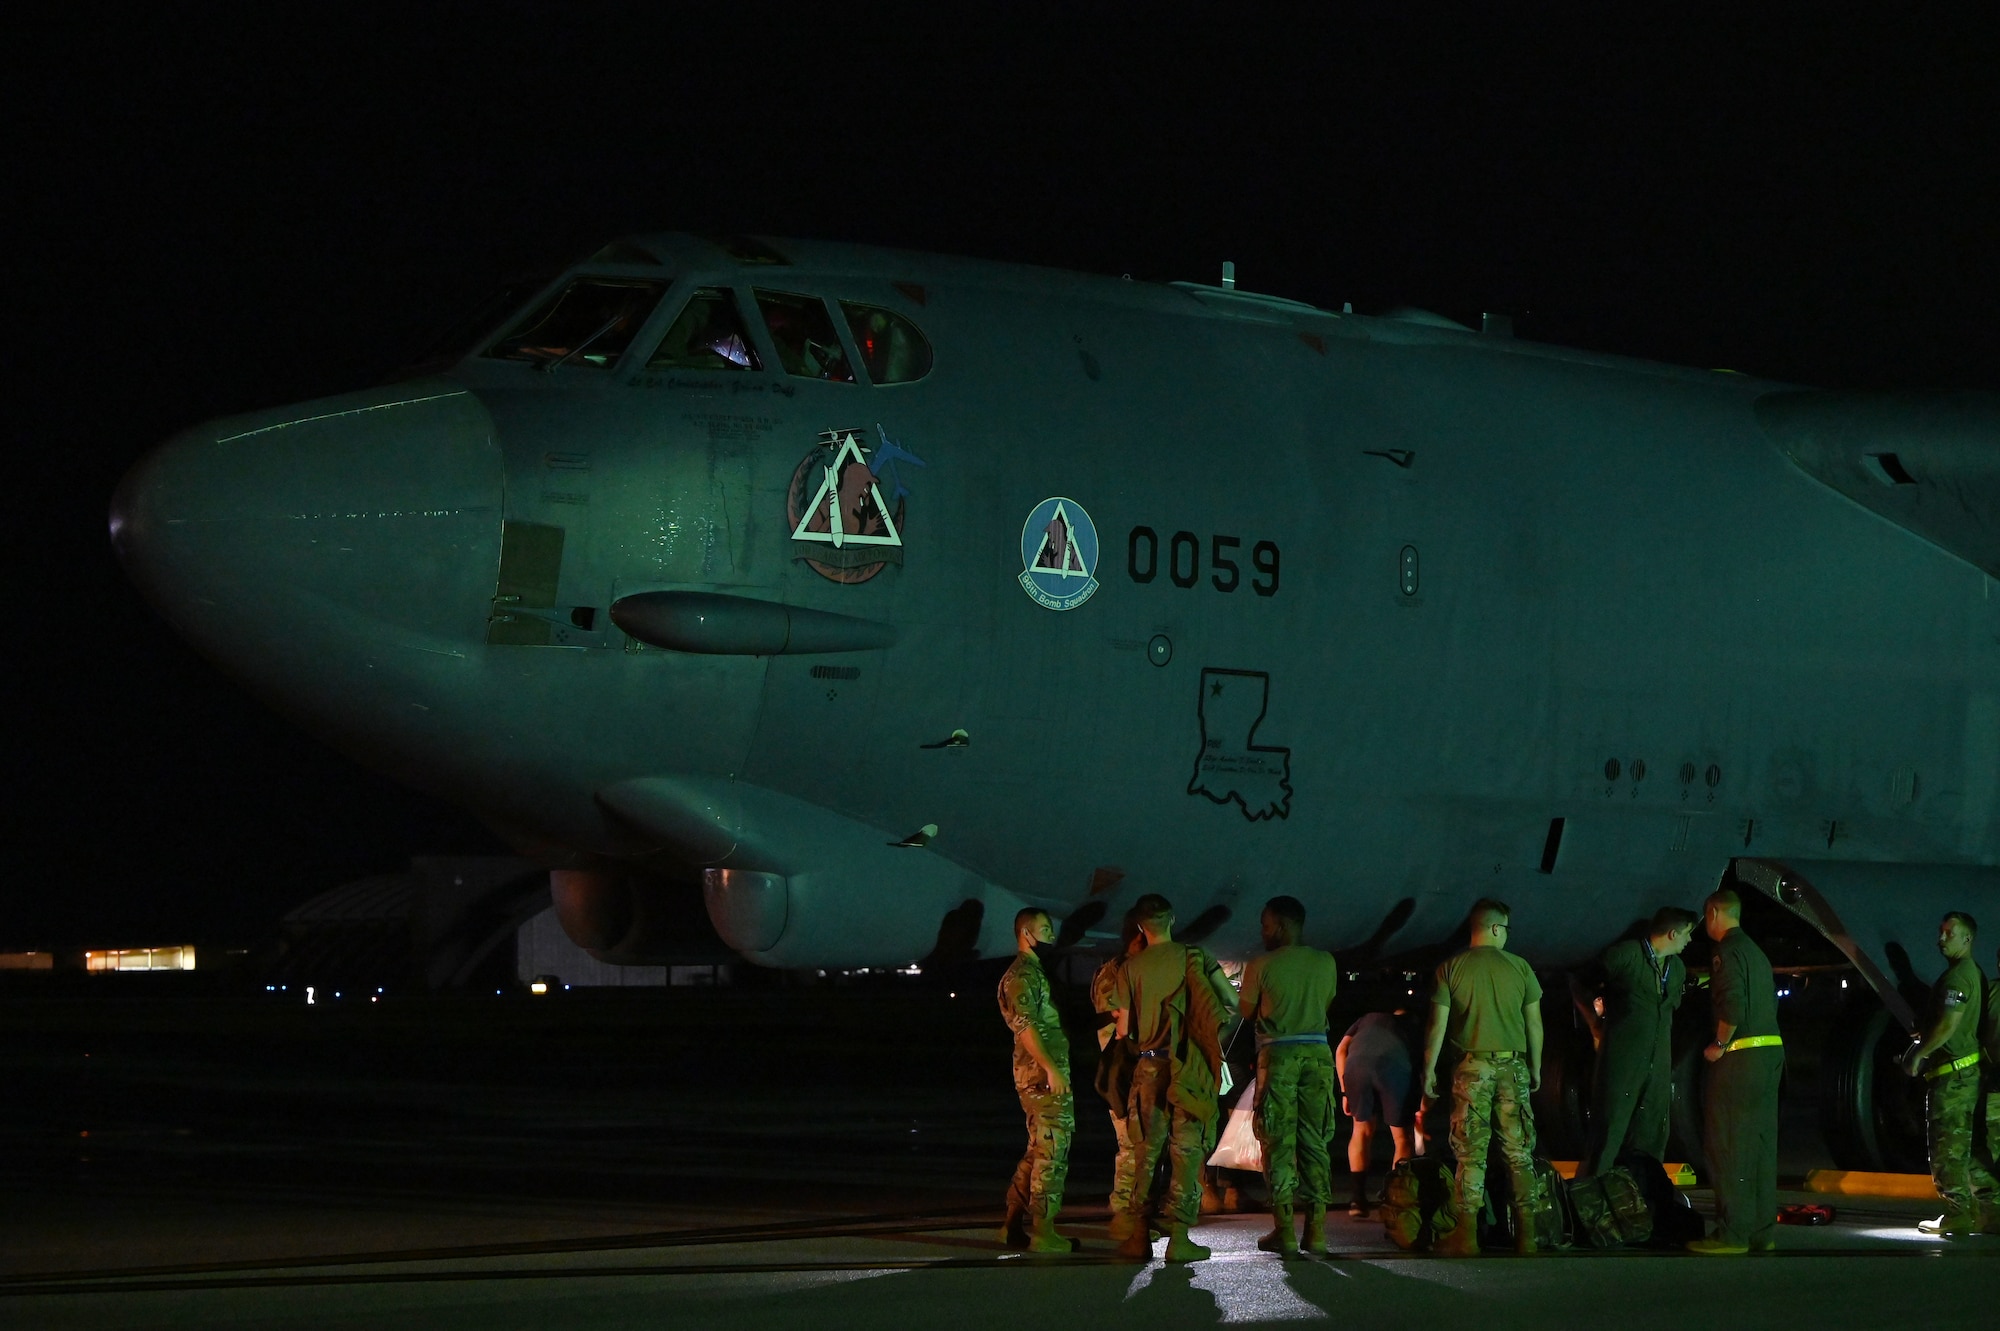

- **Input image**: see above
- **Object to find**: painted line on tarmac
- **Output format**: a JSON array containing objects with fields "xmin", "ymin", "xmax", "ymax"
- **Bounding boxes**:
[{"xmin": 3, "ymin": 1242, "xmax": 1992, "ymax": 1299}]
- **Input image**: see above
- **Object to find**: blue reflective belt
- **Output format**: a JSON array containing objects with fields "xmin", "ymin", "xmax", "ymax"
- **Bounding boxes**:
[
  {"xmin": 1136, "ymin": 1048, "xmax": 1170, "ymax": 1058},
  {"xmin": 1258, "ymin": 1033, "xmax": 1330, "ymax": 1048}
]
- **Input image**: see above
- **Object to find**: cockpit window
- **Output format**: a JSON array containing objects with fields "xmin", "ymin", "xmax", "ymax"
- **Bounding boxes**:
[
  {"xmin": 753, "ymin": 290, "xmax": 855, "ymax": 383},
  {"xmin": 646, "ymin": 288, "xmax": 763, "ymax": 372},
  {"xmin": 840, "ymin": 302, "xmax": 934, "ymax": 385},
  {"xmin": 485, "ymin": 278, "xmax": 668, "ymax": 368}
]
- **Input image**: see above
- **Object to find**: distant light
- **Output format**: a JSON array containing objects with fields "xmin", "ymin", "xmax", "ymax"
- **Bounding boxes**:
[
  {"xmin": 370, "ymin": 996, "xmax": 378, "ymax": 1003},
  {"xmin": 306, "ymin": 986, "xmax": 315, "ymax": 1005},
  {"xmin": 949, "ymin": 992, "xmax": 957, "ymax": 999},
  {"xmin": 334, "ymin": 992, "xmax": 341, "ymax": 999},
  {"xmin": 84, "ymin": 946, "xmax": 196, "ymax": 973},
  {"xmin": 530, "ymin": 981, "xmax": 549, "ymax": 995},
  {"xmin": 495, "ymin": 989, "xmax": 503, "ymax": 996},
  {"xmin": 1841, "ymin": 978, "xmax": 1849, "ymax": 989}
]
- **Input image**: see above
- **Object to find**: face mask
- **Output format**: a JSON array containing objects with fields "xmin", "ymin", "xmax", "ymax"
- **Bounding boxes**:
[{"xmin": 1032, "ymin": 939, "xmax": 1060, "ymax": 963}]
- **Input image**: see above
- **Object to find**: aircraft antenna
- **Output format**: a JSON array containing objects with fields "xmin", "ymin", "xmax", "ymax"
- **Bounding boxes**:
[{"xmin": 1221, "ymin": 260, "xmax": 1236, "ymax": 290}]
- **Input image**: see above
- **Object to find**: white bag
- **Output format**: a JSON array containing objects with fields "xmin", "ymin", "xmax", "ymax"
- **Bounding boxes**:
[{"xmin": 1207, "ymin": 1082, "xmax": 1262, "ymax": 1171}]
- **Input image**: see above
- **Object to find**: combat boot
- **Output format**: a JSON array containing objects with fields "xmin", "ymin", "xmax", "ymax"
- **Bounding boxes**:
[
  {"xmin": 1510, "ymin": 1206, "xmax": 1540, "ymax": 1255},
  {"xmin": 1025, "ymin": 1212, "xmax": 1077, "ymax": 1254},
  {"xmin": 1256, "ymin": 1202, "xmax": 1299, "ymax": 1256},
  {"xmin": 1114, "ymin": 1224, "xmax": 1153, "ymax": 1261},
  {"xmin": 1000, "ymin": 1202, "xmax": 1028, "ymax": 1249},
  {"xmin": 1163, "ymin": 1223, "xmax": 1211, "ymax": 1262},
  {"xmin": 1302, "ymin": 1202, "xmax": 1330, "ymax": 1255},
  {"xmin": 1106, "ymin": 1211, "xmax": 1140, "ymax": 1242},
  {"xmin": 1432, "ymin": 1217, "xmax": 1481, "ymax": 1257}
]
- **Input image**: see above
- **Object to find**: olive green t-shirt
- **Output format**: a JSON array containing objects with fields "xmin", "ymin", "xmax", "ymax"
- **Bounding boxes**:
[
  {"xmin": 1430, "ymin": 947, "xmax": 1543, "ymax": 1053},
  {"xmin": 1108, "ymin": 940, "xmax": 1232, "ymax": 1051},
  {"xmin": 1240, "ymin": 944, "xmax": 1340, "ymax": 1040},
  {"xmin": 1933, "ymin": 955, "xmax": 1986, "ymax": 1063}
]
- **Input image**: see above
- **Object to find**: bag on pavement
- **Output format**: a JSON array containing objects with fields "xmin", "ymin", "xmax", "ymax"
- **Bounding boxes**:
[
  {"xmin": 1381, "ymin": 1156, "xmax": 1461, "ymax": 1252},
  {"xmin": 1566, "ymin": 1164, "xmax": 1654, "ymax": 1248}
]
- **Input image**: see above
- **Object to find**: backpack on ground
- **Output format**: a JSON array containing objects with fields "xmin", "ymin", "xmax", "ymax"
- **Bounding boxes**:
[
  {"xmin": 1484, "ymin": 1154, "xmax": 1572, "ymax": 1251},
  {"xmin": 1380, "ymin": 1156, "xmax": 1461, "ymax": 1252},
  {"xmin": 1614, "ymin": 1149, "xmax": 1705, "ymax": 1248},
  {"xmin": 1566, "ymin": 1164, "xmax": 1654, "ymax": 1248}
]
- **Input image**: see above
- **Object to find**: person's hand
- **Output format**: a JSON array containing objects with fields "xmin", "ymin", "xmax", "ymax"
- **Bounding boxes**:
[
  {"xmin": 1529, "ymin": 1067, "xmax": 1542, "ymax": 1093},
  {"xmin": 1703, "ymin": 1042, "xmax": 1725, "ymax": 1064},
  {"xmin": 1421, "ymin": 1070, "xmax": 1437, "ymax": 1101},
  {"xmin": 1341, "ymin": 1095, "xmax": 1351, "ymax": 1116},
  {"xmin": 1046, "ymin": 1066, "xmax": 1069, "ymax": 1097}
]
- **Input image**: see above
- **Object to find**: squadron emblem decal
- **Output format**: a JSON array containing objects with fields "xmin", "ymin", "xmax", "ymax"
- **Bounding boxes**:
[
  {"xmin": 1018, "ymin": 496, "xmax": 1101, "ymax": 611},
  {"xmin": 786, "ymin": 426, "xmax": 924, "ymax": 585}
]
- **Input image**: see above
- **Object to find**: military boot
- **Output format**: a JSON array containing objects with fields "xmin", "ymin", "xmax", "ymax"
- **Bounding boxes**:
[
  {"xmin": 1025, "ymin": 1211, "xmax": 1077, "ymax": 1254},
  {"xmin": 1511, "ymin": 1206, "xmax": 1540, "ymax": 1255},
  {"xmin": 1302, "ymin": 1202, "xmax": 1330, "ymax": 1255},
  {"xmin": 1163, "ymin": 1223, "xmax": 1211, "ymax": 1262},
  {"xmin": 1106, "ymin": 1211, "xmax": 1140, "ymax": 1242},
  {"xmin": 1432, "ymin": 1216, "xmax": 1481, "ymax": 1257},
  {"xmin": 1256, "ymin": 1203, "xmax": 1299, "ymax": 1256},
  {"xmin": 1114, "ymin": 1225, "xmax": 1153, "ymax": 1261},
  {"xmin": 1000, "ymin": 1202, "xmax": 1028, "ymax": 1249}
]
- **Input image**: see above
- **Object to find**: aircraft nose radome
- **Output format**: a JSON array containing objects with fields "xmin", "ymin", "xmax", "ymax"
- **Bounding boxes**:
[{"xmin": 110, "ymin": 382, "xmax": 504, "ymax": 655}]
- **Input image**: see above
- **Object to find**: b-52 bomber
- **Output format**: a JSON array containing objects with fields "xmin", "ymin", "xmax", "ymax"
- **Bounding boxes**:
[{"xmin": 114, "ymin": 233, "xmax": 2000, "ymax": 1166}]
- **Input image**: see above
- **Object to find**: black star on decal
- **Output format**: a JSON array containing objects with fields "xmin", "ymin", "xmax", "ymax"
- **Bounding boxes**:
[{"xmin": 1210, "ymin": 679, "xmax": 1224, "ymax": 697}]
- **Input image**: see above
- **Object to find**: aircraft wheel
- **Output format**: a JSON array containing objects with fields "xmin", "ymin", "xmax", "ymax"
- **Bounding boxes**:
[
  {"xmin": 1531, "ymin": 996, "xmax": 1595, "ymax": 1159},
  {"xmin": 1822, "ymin": 1003, "xmax": 1927, "ymax": 1172},
  {"xmin": 1668, "ymin": 1032, "xmax": 1710, "ymax": 1179}
]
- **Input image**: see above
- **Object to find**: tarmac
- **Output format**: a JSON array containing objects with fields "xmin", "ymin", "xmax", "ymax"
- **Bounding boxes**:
[{"xmin": 2, "ymin": 982, "xmax": 1993, "ymax": 1328}]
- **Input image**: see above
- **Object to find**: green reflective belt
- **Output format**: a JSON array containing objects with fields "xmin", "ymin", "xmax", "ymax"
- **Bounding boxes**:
[
  {"xmin": 1926, "ymin": 1051, "xmax": 1981, "ymax": 1080},
  {"xmin": 1725, "ymin": 1035, "xmax": 1783, "ymax": 1052}
]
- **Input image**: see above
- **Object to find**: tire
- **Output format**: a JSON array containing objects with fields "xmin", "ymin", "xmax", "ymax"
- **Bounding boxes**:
[{"xmin": 1822, "ymin": 1003, "xmax": 1927, "ymax": 1172}]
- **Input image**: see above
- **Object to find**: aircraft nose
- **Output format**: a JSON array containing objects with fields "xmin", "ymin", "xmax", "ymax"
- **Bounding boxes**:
[{"xmin": 111, "ymin": 382, "xmax": 503, "ymax": 659}]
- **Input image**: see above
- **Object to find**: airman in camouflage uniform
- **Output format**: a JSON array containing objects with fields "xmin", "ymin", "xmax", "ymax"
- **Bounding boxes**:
[
  {"xmin": 998, "ymin": 907, "xmax": 1075, "ymax": 1253},
  {"xmin": 1240, "ymin": 895, "xmax": 1341, "ymax": 1256},
  {"xmin": 1090, "ymin": 915, "xmax": 1147, "ymax": 1239},
  {"xmin": 1421, "ymin": 898, "xmax": 1545, "ymax": 1256},
  {"xmin": 1900, "ymin": 912, "xmax": 1997, "ymax": 1237}
]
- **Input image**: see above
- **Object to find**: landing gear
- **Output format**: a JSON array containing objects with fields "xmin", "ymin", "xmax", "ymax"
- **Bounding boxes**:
[
  {"xmin": 1822, "ymin": 1004, "xmax": 1927, "ymax": 1173},
  {"xmin": 1531, "ymin": 998, "xmax": 1596, "ymax": 1160}
]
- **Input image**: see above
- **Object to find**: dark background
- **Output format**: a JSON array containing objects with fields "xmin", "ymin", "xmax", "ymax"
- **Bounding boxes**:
[{"xmin": 12, "ymin": 6, "xmax": 1999, "ymax": 946}]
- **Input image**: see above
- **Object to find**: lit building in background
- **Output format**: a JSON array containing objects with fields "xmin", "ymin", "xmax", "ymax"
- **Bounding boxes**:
[
  {"xmin": 0, "ymin": 951, "xmax": 55, "ymax": 971},
  {"xmin": 85, "ymin": 946, "xmax": 196, "ymax": 973}
]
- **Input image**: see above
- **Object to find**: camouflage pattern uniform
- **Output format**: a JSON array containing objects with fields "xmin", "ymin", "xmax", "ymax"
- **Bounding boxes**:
[
  {"xmin": 1110, "ymin": 940, "xmax": 1234, "ymax": 1229},
  {"xmin": 1430, "ymin": 947, "xmax": 1543, "ymax": 1218},
  {"xmin": 1923, "ymin": 955, "xmax": 1995, "ymax": 1224},
  {"xmin": 1449, "ymin": 1051, "xmax": 1540, "ymax": 1213},
  {"xmin": 1090, "ymin": 953, "xmax": 1141, "ymax": 1216},
  {"xmin": 1255, "ymin": 1044, "xmax": 1338, "ymax": 1206},
  {"xmin": 1240, "ymin": 944, "xmax": 1341, "ymax": 1209},
  {"xmin": 999, "ymin": 950, "xmax": 1073, "ymax": 1224},
  {"xmin": 1984, "ymin": 976, "xmax": 2000, "ymax": 1231}
]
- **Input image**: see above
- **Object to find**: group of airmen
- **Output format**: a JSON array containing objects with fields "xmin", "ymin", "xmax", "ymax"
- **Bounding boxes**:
[{"xmin": 995, "ymin": 888, "xmax": 2000, "ymax": 1259}]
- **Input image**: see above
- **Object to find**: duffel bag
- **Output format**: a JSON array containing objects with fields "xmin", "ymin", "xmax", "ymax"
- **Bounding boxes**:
[
  {"xmin": 1381, "ymin": 1156, "xmax": 1461, "ymax": 1252},
  {"xmin": 1567, "ymin": 1164, "xmax": 1654, "ymax": 1249},
  {"xmin": 1614, "ymin": 1149, "xmax": 1705, "ymax": 1248}
]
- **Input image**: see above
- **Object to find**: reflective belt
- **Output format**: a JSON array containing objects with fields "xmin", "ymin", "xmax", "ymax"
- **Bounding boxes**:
[
  {"xmin": 1137, "ymin": 1048, "xmax": 1170, "ymax": 1059},
  {"xmin": 1725, "ymin": 1035, "xmax": 1784, "ymax": 1053},
  {"xmin": 1258, "ymin": 1033, "xmax": 1329, "ymax": 1048},
  {"xmin": 1926, "ymin": 1051, "xmax": 1981, "ymax": 1080}
]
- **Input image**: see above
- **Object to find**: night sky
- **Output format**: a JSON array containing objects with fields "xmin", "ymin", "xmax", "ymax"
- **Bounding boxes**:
[{"xmin": 13, "ymin": 9, "xmax": 1998, "ymax": 946}]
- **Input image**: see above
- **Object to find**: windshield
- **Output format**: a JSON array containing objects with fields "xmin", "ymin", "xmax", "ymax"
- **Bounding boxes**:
[
  {"xmin": 648, "ymin": 288, "xmax": 763, "ymax": 371},
  {"xmin": 485, "ymin": 278, "xmax": 668, "ymax": 368}
]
